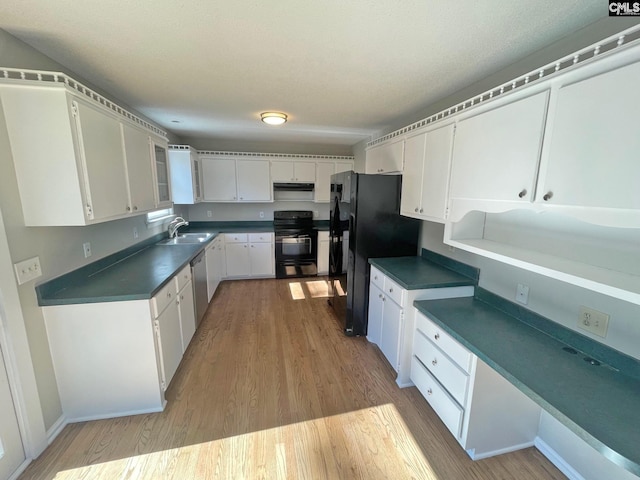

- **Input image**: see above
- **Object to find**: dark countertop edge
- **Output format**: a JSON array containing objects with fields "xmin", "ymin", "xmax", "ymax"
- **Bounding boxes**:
[
  {"xmin": 39, "ymin": 292, "xmax": 152, "ymax": 306},
  {"xmin": 413, "ymin": 291, "xmax": 640, "ymax": 476},
  {"xmin": 368, "ymin": 249, "xmax": 478, "ymax": 290}
]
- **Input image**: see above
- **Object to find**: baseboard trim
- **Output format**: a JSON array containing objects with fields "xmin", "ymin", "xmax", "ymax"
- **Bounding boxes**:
[
  {"xmin": 396, "ymin": 379, "xmax": 414, "ymax": 388},
  {"xmin": 66, "ymin": 406, "xmax": 164, "ymax": 423},
  {"xmin": 8, "ymin": 458, "xmax": 31, "ymax": 480},
  {"xmin": 535, "ymin": 437, "xmax": 585, "ymax": 480},
  {"xmin": 467, "ymin": 440, "xmax": 535, "ymax": 460},
  {"xmin": 46, "ymin": 414, "xmax": 68, "ymax": 445}
]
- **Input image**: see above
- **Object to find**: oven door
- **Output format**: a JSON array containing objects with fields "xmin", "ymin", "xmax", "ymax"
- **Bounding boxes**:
[{"xmin": 275, "ymin": 231, "xmax": 318, "ymax": 278}]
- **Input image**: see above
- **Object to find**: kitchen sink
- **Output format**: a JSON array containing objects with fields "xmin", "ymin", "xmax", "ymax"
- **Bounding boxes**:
[{"xmin": 157, "ymin": 232, "xmax": 214, "ymax": 245}]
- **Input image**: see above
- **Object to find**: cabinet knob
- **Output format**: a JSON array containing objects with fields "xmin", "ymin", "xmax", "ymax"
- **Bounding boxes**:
[
  {"xmin": 167, "ymin": 292, "xmax": 171, "ymax": 298},
  {"xmin": 419, "ymin": 208, "xmax": 423, "ymax": 213},
  {"xmin": 434, "ymin": 333, "xmax": 440, "ymax": 340},
  {"xmin": 427, "ymin": 388, "xmax": 433, "ymax": 396},
  {"xmin": 543, "ymin": 191, "xmax": 553, "ymax": 201},
  {"xmin": 133, "ymin": 206, "xmax": 138, "ymax": 211},
  {"xmin": 374, "ymin": 275, "xmax": 378, "ymax": 280},
  {"xmin": 414, "ymin": 207, "xmax": 418, "ymax": 212},
  {"xmin": 251, "ymin": 245, "xmax": 254, "ymax": 248},
  {"xmin": 388, "ymin": 287, "xmax": 393, "ymax": 293},
  {"xmin": 518, "ymin": 189, "xmax": 527, "ymax": 198},
  {"xmin": 378, "ymin": 293, "xmax": 382, "ymax": 298},
  {"xmin": 432, "ymin": 359, "xmax": 438, "ymax": 366},
  {"xmin": 244, "ymin": 245, "xmax": 247, "ymax": 248},
  {"xmin": 240, "ymin": 197, "xmax": 244, "ymax": 200},
  {"xmin": 126, "ymin": 206, "xmax": 131, "ymax": 211},
  {"xmin": 382, "ymin": 296, "xmax": 385, "ymax": 302},
  {"xmin": 181, "ymin": 295, "xmax": 184, "ymax": 300}
]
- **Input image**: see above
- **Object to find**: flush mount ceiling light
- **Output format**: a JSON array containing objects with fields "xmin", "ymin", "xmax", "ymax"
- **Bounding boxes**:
[{"xmin": 260, "ymin": 112, "xmax": 287, "ymax": 125}]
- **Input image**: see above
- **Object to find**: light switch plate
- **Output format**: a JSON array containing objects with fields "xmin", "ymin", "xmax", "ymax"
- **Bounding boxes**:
[
  {"xmin": 83, "ymin": 242, "xmax": 92, "ymax": 258},
  {"xmin": 14, "ymin": 256, "xmax": 42, "ymax": 285},
  {"xmin": 516, "ymin": 283, "xmax": 529, "ymax": 305}
]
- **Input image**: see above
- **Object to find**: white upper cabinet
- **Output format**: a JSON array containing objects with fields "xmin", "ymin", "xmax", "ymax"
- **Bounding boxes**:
[
  {"xmin": 537, "ymin": 60, "xmax": 640, "ymax": 211},
  {"xmin": 201, "ymin": 156, "xmax": 272, "ymax": 202},
  {"xmin": 400, "ymin": 122, "xmax": 455, "ymax": 223},
  {"xmin": 335, "ymin": 161, "xmax": 354, "ymax": 174},
  {"xmin": 122, "ymin": 123, "xmax": 156, "ymax": 214},
  {"xmin": 271, "ymin": 160, "xmax": 316, "ymax": 183},
  {"xmin": 366, "ymin": 138, "xmax": 404, "ymax": 174},
  {"xmin": 314, "ymin": 162, "xmax": 335, "ymax": 203},
  {"xmin": 151, "ymin": 140, "xmax": 172, "ymax": 208},
  {"xmin": 0, "ymin": 81, "xmax": 169, "ymax": 225},
  {"xmin": 449, "ymin": 90, "xmax": 549, "ymax": 204},
  {"xmin": 168, "ymin": 146, "xmax": 202, "ymax": 204},
  {"xmin": 201, "ymin": 157, "xmax": 237, "ymax": 201}
]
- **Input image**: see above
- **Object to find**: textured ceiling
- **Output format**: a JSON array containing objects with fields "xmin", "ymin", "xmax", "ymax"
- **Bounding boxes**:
[{"xmin": 0, "ymin": 1, "xmax": 611, "ymax": 148}]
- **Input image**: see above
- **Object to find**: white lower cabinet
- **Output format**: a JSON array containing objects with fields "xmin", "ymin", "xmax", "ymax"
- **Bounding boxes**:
[
  {"xmin": 42, "ymin": 267, "xmax": 195, "ymax": 421},
  {"xmin": 367, "ymin": 266, "xmax": 474, "ymax": 386},
  {"xmin": 224, "ymin": 233, "xmax": 274, "ymax": 279},
  {"xmin": 317, "ymin": 231, "xmax": 329, "ymax": 275},
  {"xmin": 411, "ymin": 310, "xmax": 541, "ymax": 459},
  {"xmin": 205, "ymin": 236, "xmax": 225, "ymax": 299}
]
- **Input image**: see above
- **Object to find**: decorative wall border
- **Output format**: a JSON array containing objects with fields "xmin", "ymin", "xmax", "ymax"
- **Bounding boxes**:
[
  {"xmin": 0, "ymin": 67, "xmax": 168, "ymax": 138},
  {"xmin": 367, "ymin": 24, "xmax": 640, "ymax": 147},
  {"xmin": 195, "ymin": 150, "xmax": 354, "ymax": 160}
]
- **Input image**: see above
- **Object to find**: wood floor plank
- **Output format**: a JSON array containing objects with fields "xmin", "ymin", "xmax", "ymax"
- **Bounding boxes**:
[{"xmin": 18, "ymin": 278, "xmax": 566, "ymax": 479}]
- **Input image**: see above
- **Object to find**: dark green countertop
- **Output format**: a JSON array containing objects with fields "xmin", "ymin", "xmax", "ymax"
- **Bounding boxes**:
[
  {"xmin": 414, "ymin": 289, "xmax": 640, "ymax": 476},
  {"xmin": 36, "ymin": 222, "xmax": 277, "ymax": 306},
  {"xmin": 368, "ymin": 249, "xmax": 479, "ymax": 290}
]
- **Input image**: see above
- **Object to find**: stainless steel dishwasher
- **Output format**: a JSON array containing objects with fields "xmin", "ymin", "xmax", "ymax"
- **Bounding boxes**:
[{"xmin": 191, "ymin": 250, "xmax": 208, "ymax": 325}]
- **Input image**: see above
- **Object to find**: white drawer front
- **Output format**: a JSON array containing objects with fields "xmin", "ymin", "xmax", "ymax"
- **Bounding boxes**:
[
  {"xmin": 384, "ymin": 276, "xmax": 404, "ymax": 305},
  {"xmin": 370, "ymin": 266, "xmax": 385, "ymax": 291},
  {"xmin": 317, "ymin": 231, "xmax": 329, "ymax": 242},
  {"xmin": 411, "ymin": 355, "xmax": 463, "ymax": 439},
  {"xmin": 175, "ymin": 265, "xmax": 191, "ymax": 292},
  {"xmin": 414, "ymin": 330, "xmax": 469, "ymax": 405},
  {"xmin": 224, "ymin": 233, "xmax": 248, "ymax": 243},
  {"xmin": 415, "ymin": 311, "xmax": 472, "ymax": 373},
  {"xmin": 151, "ymin": 281, "xmax": 175, "ymax": 318},
  {"xmin": 249, "ymin": 232, "xmax": 273, "ymax": 243}
]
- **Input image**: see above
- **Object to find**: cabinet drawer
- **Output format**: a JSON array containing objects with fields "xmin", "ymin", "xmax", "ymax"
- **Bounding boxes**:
[
  {"xmin": 249, "ymin": 232, "xmax": 273, "ymax": 243},
  {"xmin": 151, "ymin": 281, "xmax": 175, "ymax": 318},
  {"xmin": 317, "ymin": 231, "xmax": 329, "ymax": 242},
  {"xmin": 384, "ymin": 276, "xmax": 404, "ymax": 306},
  {"xmin": 370, "ymin": 266, "xmax": 385, "ymax": 291},
  {"xmin": 411, "ymin": 355, "xmax": 463, "ymax": 439},
  {"xmin": 175, "ymin": 265, "xmax": 191, "ymax": 292},
  {"xmin": 224, "ymin": 233, "xmax": 247, "ymax": 243},
  {"xmin": 415, "ymin": 311, "xmax": 472, "ymax": 373},
  {"xmin": 414, "ymin": 330, "xmax": 469, "ymax": 405}
]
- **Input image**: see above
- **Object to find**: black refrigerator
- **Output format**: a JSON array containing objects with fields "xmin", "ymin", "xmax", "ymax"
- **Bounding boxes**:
[{"xmin": 328, "ymin": 171, "xmax": 420, "ymax": 336}]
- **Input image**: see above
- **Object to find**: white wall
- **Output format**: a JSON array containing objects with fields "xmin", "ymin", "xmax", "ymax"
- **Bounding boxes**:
[{"xmin": 187, "ymin": 202, "xmax": 330, "ymax": 221}]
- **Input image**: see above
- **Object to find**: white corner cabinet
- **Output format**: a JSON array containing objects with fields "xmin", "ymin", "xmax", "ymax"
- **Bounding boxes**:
[
  {"xmin": 223, "ymin": 233, "xmax": 274, "ymax": 279},
  {"xmin": 169, "ymin": 145, "xmax": 202, "ymax": 204},
  {"xmin": 0, "ymin": 81, "xmax": 170, "ymax": 226},
  {"xmin": 400, "ymin": 122, "xmax": 455, "ymax": 223},
  {"xmin": 200, "ymin": 156, "xmax": 272, "ymax": 202},
  {"xmin": 367, "ymin": 266, "xmax": 474, "ymax": 387},
  {"xmin": 365, "ymin": 137, "xmax": 404, "ymax": 174},
  {"xmin": 42, "ymin": 266, "xmax": 196, "ymax": 422},
  {"xmin": 411, "ymin": 310, "xmax": 541, "ymax": 460},
  {"xmin": 205, "ymin": 235, "xmax": 225, "ymax": 300}
]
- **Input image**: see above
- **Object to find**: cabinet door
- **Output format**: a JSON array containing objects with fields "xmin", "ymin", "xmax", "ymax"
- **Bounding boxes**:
[
  {"xmin": 539, "ymin": 61, "xmax": 640, "ymax": 209},
  {"xmin": 380, "ymin": 297, "xmax": 402, "ymax": 372},
  {"xmin": 215, "ymin": 240, "xmax": 226, "ymax": 280},
  {"xmin": 177, "ymin": 281, "xmax": 196, "ymax": 353},
  {"xmin": 294, "ymin": 162, "xmax": 316, "ymax": 182},
  {"xmin": 122, "ymin": 123, "xmax": 156, "ymax": 213},
  {"xmin": 449, "ymin": 91, "xmax": 549, "ymax": 203},
  {"xmin": 237, "ymin": 160, "xmax": 272, "ymax": 201},
  {"xmin": 271, "ymin": 161, "xmax": 294, "ymax": 182},
  {"xmin": 152, "ymin": 141, "xmax": 172, "ymax": 207},
  {"xmin": 335, "ymin": 161, "xmax": 354, "ymax": 174},
  {"xmin": 314, "ymin": 162, "xmax": 335, "ymax": 203},
  {"xmin": 225, "ymin": 242, "xmax": 251, "ymax": 277},
  {"xmin": 202, "ymin": 158, "xmax": 237, "ymax": 201},
  {"xmin": 155, "ymin": 300, "xmax": 182, "ymax": 390},
  {"xmin": 367, "ymin": 283, "xmax": 384, "ymax": 346},
  {"xmin": 205, "ymin": 243, "xmax": 217, "ymax": 301},
  {"xmin": 400, "ymin": 131, "xmax": 426, "ymax": 217},
  {"xmin": 249, "ymin": 242, "xmax": 274, "ymax": 276},
  {"xmin": 74, "ymin": 99, "xmax": 130, "ymax": 220},
  {"xmin": 366, "ymin": 139, "xmax": 404, "ymax": 174},
  {"xmin": 420, "ymin": 123, "xmax": 455, "ymax": 221},
  {"xmin": 317, "ymin": 239, "xmax": 330, "ymax": 275}
]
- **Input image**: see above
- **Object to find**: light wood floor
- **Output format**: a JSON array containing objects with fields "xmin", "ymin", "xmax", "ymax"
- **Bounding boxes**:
[{"xmin": 19, "ymin": 279, "xmax": 565, "ymax": 479}]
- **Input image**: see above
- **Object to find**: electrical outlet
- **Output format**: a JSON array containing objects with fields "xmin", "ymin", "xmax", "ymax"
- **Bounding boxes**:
[
  {"xmin": 83, "ymin": 242, "xmax": 92, "ymax": 258},
  {"xmin": 14, "ymin": 256, "xmax": 42, "ymax": 285},
  {"xmin": 578, "ymin": 306, "xmax": 609, "ymax": 338},
  {"xmin": 259, "ymin": 211, "xmax": 265, "ymax": 219},
  {"xmin": 133, "ymin": 227, "xmax": 139, "ymax": 239},
  {"xmin": 313, "ymin": 211, "xmax": 319, "ymax": 218},
  {"xmin": 516, "ymin": 283, "xmax": 529, "ymax": 305},
  {"xmin": 207, "ymin": 210, "xmax": 212, "ymax": 218}
]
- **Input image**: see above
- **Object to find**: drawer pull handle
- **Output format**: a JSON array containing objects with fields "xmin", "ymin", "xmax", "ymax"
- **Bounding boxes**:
[
  {"xmin": 434, "ymin": 333, "xmax": 440, "ymax": 340},
  {"xmin": 432, "ymin": 359, "xmax": 438, "ymax": 366},
  {"xmin": 543, "ymin": 191, "xmax": 553, "ymax": 201},
  {"xmin": 388, "ymin": 288, "xmax": 393, "ymax": 293},
  {"xmin": 427, "ymin": 388, "xmax": 433, "ymax": 396},
  {"xmin": 518, "ymin": 189, "xmax": 527, "ymax": 198},
  {"xmin": 167, "ymin": 292, "xmax": 171, "ymax": 298}
]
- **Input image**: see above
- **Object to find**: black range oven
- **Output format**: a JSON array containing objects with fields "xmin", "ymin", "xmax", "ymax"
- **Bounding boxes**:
[{"xmin": 274, "ymin": 210, "xmax": 318, "ymax": 278}]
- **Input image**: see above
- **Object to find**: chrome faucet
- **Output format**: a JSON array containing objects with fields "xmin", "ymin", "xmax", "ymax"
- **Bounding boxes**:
[{"xmin": 167, "ymin": 216, "xmax": 189, "ymax": 238}]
